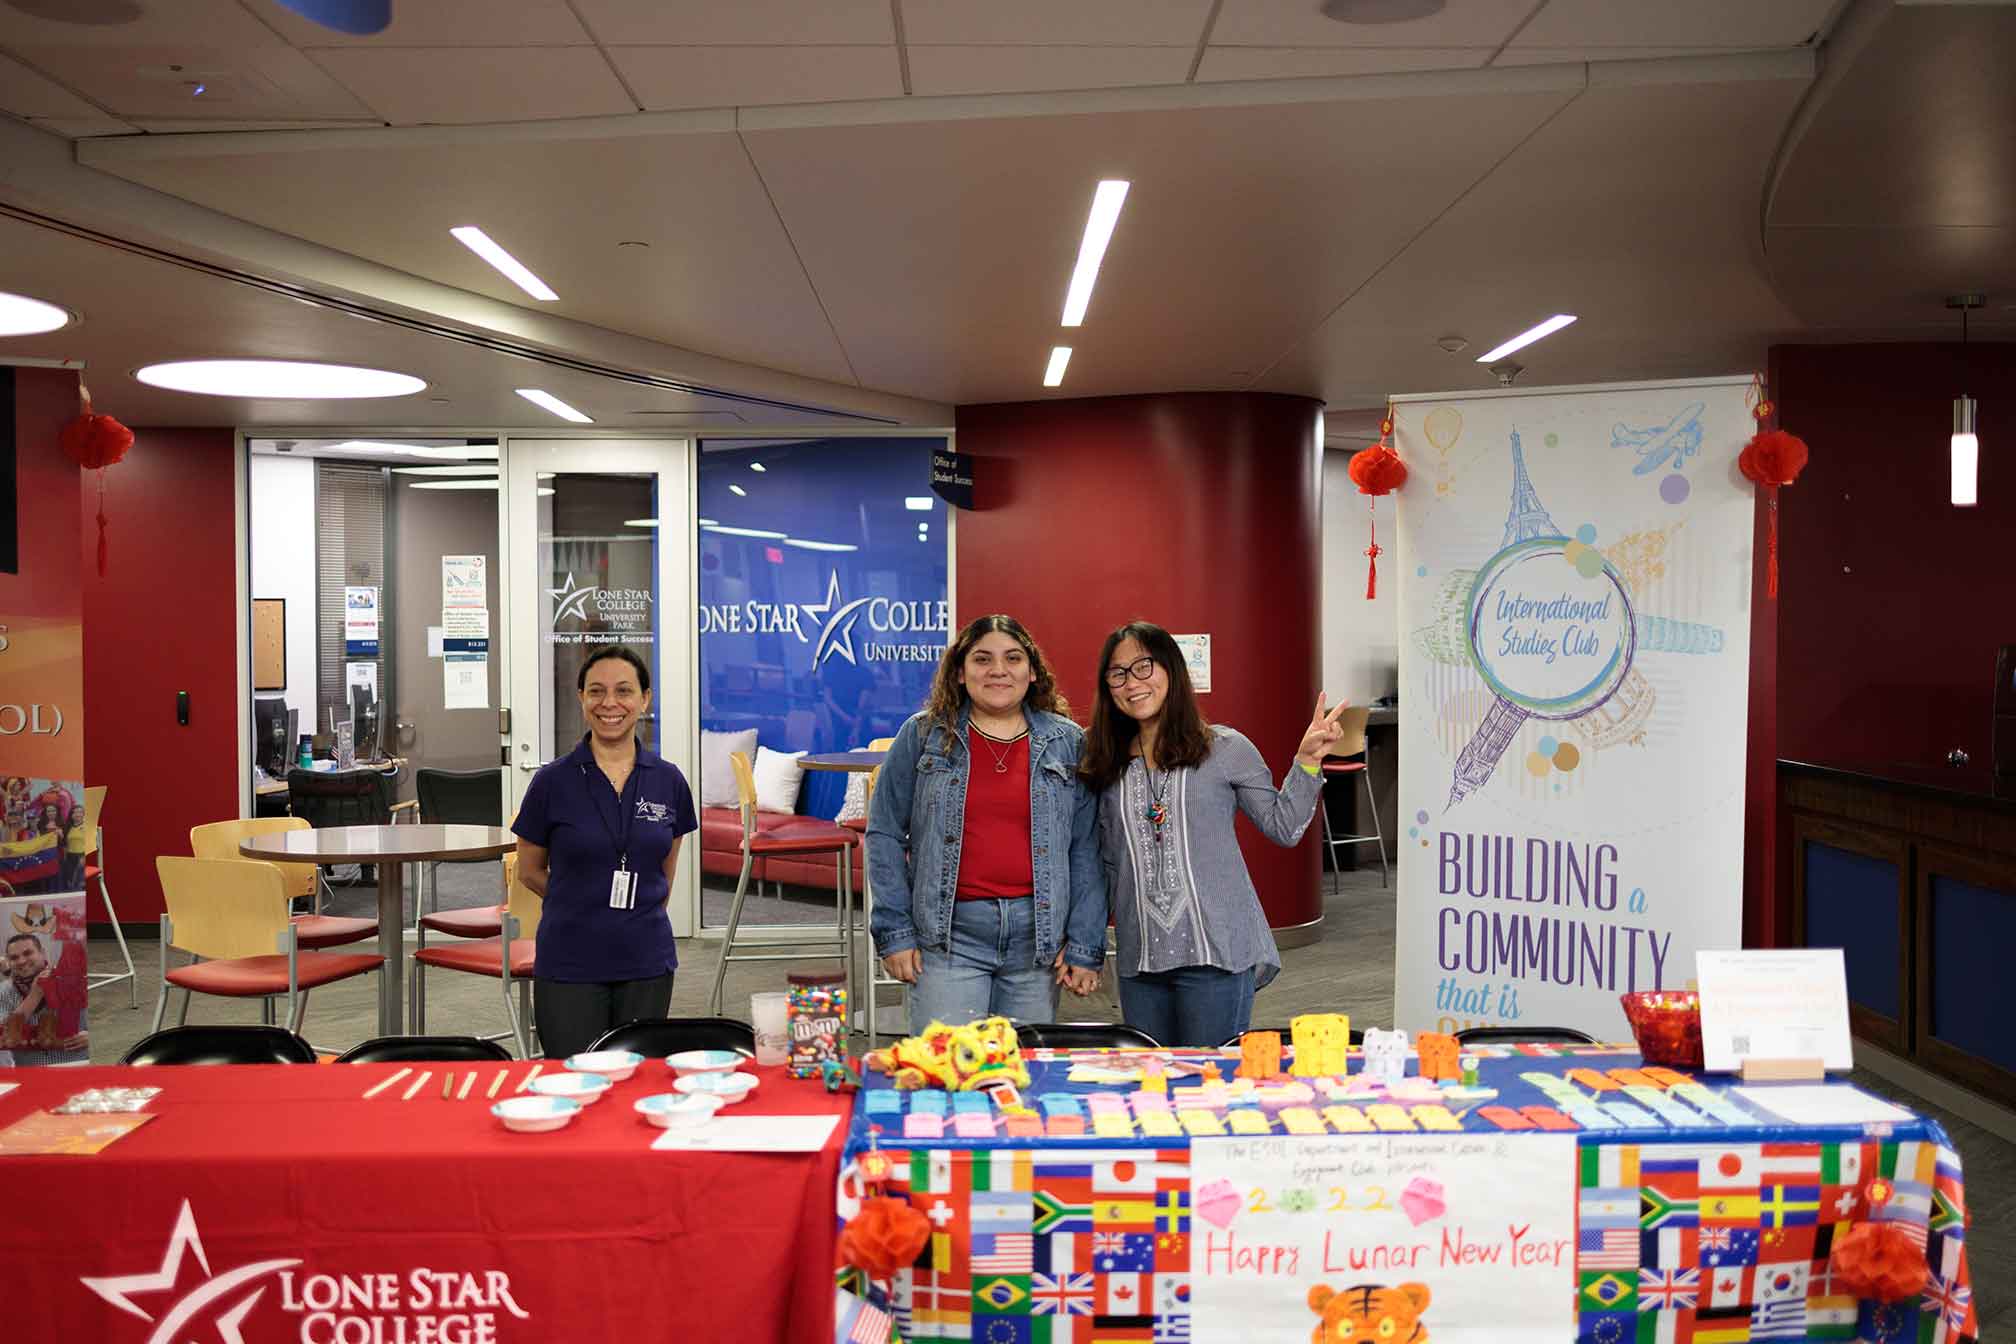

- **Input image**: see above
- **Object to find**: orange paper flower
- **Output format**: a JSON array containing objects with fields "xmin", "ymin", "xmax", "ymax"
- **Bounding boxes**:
[
  {"xmin": 837, "ymin": 1196, "xmax": 931, "ymax": 1279},
  {"xmin": 1829, "ymin": 1222, "xmax": 1928, "ymax": 1302}
]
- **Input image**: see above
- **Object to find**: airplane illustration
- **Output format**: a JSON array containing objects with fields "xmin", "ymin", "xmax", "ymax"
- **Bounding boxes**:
[{"xmin": 1611, "ymin": 401, "xmax": 1705, "ymax": 476}]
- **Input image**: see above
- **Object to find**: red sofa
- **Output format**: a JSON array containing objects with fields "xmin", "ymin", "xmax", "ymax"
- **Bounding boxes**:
[{"xmin": 699, "ymin": 806, "xmax": 865, "ymax": 894}]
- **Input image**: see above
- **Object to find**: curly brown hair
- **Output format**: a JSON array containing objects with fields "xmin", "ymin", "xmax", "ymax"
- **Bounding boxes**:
[{"xmin": 921, "ymin": 615, "xmax": 1071, "ymax": 746}]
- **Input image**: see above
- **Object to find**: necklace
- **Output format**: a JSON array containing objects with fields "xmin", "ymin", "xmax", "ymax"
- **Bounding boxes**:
[
  {"xmin": 971, "ymin": 723, "xmax": 1027, "ymax": 773},
  {"xmin": 1141, "ymin": 759, "xmax": 1173, "ymax": 840}
]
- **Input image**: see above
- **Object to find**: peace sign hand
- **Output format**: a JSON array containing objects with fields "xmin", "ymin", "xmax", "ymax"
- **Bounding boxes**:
[{"xmin": 1294, "ymin": 693, "xmax": 1352, "ymax": 768}]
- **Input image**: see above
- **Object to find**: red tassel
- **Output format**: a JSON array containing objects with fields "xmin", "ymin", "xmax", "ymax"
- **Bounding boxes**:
[
  {"xmin": 1364, "ymin": 502, "xmax": 1380, "ymax": 599},
  {"xmin": 95, "ymin": 472, "xmax": 109, "ymax": 578},
  {"xmin": 1765, "ymin": 489, "xmax": 1779, "ymax": 599}
]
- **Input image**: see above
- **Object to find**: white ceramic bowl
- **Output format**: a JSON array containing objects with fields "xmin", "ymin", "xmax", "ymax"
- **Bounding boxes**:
[
  {"xmin": 491, "ymin": 1095, "xmax": 582, "ymax": 1133},
  {"xmin": 634, "ymin": 1092, "xmax": 725, "ymax": 1129},
  {"xmin": 527, "ymin": 1071, "xmax": 614, "ymax": 1105},
  {"xmin": 566, "ymin": 1049, "xmax": 646, "ymax": 1082},
  {"xmin": 673, "ymin": 1070, "xmax": 759, "ymax": 1105},
  {"xmin": 665, "ymin": 1048, "xmax": 744, "ymax": 1077}
]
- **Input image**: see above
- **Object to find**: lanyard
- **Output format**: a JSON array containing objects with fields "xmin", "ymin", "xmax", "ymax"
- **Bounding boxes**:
[{"xmin": 581, "ymin": 760, "xmax": 640, "ymax": 871}]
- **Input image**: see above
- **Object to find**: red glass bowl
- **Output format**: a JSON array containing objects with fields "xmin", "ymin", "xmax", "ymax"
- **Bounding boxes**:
[{"xmin": 1619, "ymin": 990, "xmax": 1704, "ymax": 1069}]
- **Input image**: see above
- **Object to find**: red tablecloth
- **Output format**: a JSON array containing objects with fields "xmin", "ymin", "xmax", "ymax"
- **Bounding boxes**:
[{"xmin": 6, "ymin": 1061, "xmax": 849, "ymax": 1343}]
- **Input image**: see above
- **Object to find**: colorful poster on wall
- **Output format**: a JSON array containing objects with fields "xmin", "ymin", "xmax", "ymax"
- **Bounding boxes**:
[
  {"xmin": 343, "ymin": 585, "xmax": 380, "ymax": 657},
  {"xmin": 1391, "ymin": 379, "xmax": 1754, "ymax": 1041},
  {"xmin": 441, "ymin": 554, "xmax": 486, "ymax": 608},
  {"xmin": 1189, "ymin": 1132, "xmax": 1576, "ymax": 1342},
  {"xmin": 0, "ymin": 892, "xmax": 89, "ymax": 1065}
]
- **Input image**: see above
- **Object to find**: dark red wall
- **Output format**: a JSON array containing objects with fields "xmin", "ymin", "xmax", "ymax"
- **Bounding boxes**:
[
  {"xmin": 82, "ymin": 427, "xmax": 239, "ymax": 926},
  {"xmin": 954, "ymin": 392, "xmax": 1326, "ymax": 933},
  {"xmin": 1772, "ymin": 343, "xmax": 2015, "ymax": 769}
]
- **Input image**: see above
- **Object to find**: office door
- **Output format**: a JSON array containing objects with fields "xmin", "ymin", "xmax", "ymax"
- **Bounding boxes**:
[{"xmin": 505, "ymin": 438, "xmax": 696, "ymax": 936}]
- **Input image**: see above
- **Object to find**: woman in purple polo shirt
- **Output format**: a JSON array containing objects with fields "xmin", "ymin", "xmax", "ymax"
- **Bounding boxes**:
[{"xmin": 513, "ymin": 645, "xmax": 697, "ymax": 1060}]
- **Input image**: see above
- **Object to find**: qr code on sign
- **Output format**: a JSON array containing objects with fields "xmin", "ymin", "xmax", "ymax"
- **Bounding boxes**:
[{"xmin": 1732, "ymin": 1034, "xmax": 1750, "ymax": 1056}]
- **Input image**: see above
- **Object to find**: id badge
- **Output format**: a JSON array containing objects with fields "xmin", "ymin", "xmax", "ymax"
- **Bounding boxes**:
[{"xmin": 608, "ymin": 867, "xmax": 636, "ymax": 910}]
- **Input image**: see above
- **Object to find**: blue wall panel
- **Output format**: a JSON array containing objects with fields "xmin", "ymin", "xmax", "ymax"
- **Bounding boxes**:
[
  {"xmin": 1929, "ymin": 872, "xmax": 2016, "ymax": 1072},
  {"xmin": 1802, "ymin": 840, "xmax": 1900, "ymax": 1021}
]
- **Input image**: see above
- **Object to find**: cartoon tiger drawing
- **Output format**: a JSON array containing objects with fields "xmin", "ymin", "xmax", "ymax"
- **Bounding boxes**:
[{"xmin": 1307, "ymin": 1282, "xmax": 1432, "ymax": 1344}]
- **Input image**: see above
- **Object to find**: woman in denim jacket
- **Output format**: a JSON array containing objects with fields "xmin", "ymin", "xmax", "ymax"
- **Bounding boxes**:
[{"xmin": 868, "ymin": 614, "xmax": 1107, "ymax": 1032}]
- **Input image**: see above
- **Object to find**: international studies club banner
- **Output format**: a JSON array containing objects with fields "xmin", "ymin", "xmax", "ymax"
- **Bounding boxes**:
[{"xmin": 1390, "ymin": 378, "xmax": 1754, "ymax": 1042}]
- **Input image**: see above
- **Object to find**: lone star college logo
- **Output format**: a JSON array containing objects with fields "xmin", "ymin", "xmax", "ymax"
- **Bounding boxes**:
[
  {"xmin": 83, "ymin": 1201, "xmax": 299, "ymax": 1344},
  {"xmin": 548, "ymin": 573, "xmax": 596, "ymax": 625},
  {"xmin": 799, "ymin": 570, "xmax": 873, "ymax": 668}
]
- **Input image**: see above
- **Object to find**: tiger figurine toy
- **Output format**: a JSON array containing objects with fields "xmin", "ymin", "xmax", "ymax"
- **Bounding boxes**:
[
  {"xmin": 864, "ymin": 1016, "xmax": 1030, "ymax": 1091},
  {"xmin": 1307, "ymin": 1282, "xmax": 1431, "ymax": 1344}
]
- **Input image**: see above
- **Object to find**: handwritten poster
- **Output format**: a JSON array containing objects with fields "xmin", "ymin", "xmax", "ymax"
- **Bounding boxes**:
[
  {"xmin": 1189, "ymin": 1133, "xmax": 1576, "ymax": 1343},
  {"xmin": 1391, "ymin": 379, "xmax": 1754, "ymax": 1040}
]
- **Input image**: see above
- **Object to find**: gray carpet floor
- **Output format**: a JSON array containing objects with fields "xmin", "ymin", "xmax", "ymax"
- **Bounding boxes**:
[{"xmin": 78, "ymin": 860, "xmax": 2012, "ymax": 1336}]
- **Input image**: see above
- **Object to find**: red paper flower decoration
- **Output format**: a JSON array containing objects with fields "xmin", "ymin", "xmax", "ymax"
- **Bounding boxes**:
[
  {"xmin": 1347, "ymin": 435, "xmax": 1409, "ymax": 599},
  {"xmin": 837, "ymin": 1196, "xmax": 930, "ymax": 1279},
  {"xmin": 58, "ymin": 384, "xmax": 135, "ymax": 578},
  {"xmin": 1829, "ymin": 1221, "xmax": 1928, "ymax": 1302},
  {"xmin": 1737, "ymin": 412, "xmax": 1809, "ymax": 600}
]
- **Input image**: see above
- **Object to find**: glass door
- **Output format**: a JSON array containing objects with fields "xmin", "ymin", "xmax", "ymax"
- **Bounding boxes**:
[{"xmin": 505, "ymin": 438, "xmax": 696, "ymax": 935}]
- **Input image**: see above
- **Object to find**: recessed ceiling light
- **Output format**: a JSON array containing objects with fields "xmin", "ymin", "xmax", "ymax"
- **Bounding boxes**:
[
  {"xmin": 0, "ymin": 292, "xmax": 73, "ymax": 337},
  {"xmin": 515, "ymin": 388, "xmax": 592, "ymax": 423},
  {"xmin": 748, "ymin": 462, "xmax": 766, "ymax": 472},
  {"xmin": 783, "ymin": 538, "xmax": 859, "ymax": 552},
  {"xmin": 391, "ymin": 465, "xmax": 504, "ymax": 476},
  {"xmin": 407, "ymin": 480, "xmax": 501, "ymax": 491},
  {"xmin": 697, "ymin": 518, "xmax": 718, "ymax": 526},
  {"xmin": 1319, "ymin": 0, "xmax": 1446, "ymax": 23},
  {"xmin": 537, "ymin": 487, "xmax": 555, "ymax": 497},
  {"xmin": 904, "ymin": 496, "xmax": 934, "ymax": 511},
  {"xmin": 1061, "ymin": 180, "xmax": 1129, "ymax": 328},
  {"xmin": 625, "ymin": 518, "xmax": 659, "ymax": 528},
  {"xmin": 1044, "ymin": 346, "xmax": 1072, "ymax": 387},
  {"xmin": 137, "ymin": 360, "xmax": 425, "ymax": 399},
  {"xmin": 703, "ymin": 524, "xmax": 786, "ymax": 539},
  {"xmin": 537, "ymin": 472, "xmax": 555, "ymax": 480},
  {"xmin": 449, "ymin": 226, "xmax": 559, "ymax": 302},
  {"xmin": 1475, "ymin": 314, "xmax": 1577, "ymax": 363},
  {"xmin": 729, "ymin": 484, "xmax": 747, "ymax": 497}
]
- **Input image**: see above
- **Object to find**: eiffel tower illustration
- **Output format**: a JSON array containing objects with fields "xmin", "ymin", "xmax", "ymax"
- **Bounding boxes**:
[{"xmin": 1501, "ymin": 428, "xmax": 1560, "ymax": 546}]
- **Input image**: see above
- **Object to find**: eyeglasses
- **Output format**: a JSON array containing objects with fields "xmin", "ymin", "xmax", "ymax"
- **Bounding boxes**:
[{"xmin": 1103, "ymin": 656, "xmax": 1159, "ymax": 688}]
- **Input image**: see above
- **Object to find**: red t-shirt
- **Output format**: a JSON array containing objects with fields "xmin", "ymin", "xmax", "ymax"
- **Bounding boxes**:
[{"xmin": 956, "ymin": 727, "xmax": 1034, "ymax": 900}]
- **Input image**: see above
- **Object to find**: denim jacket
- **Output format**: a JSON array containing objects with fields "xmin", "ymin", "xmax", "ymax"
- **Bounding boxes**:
[{"xmin": 867, "ymin": 706, "xmax": 1108, "ymax": 970}]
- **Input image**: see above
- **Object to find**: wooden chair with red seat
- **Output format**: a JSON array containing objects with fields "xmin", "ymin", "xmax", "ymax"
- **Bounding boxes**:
[
  {"xmin": 78, "ymin": 786, "xmax": 139, "ymax": 1008},
  {"xmin": 1319, "ymin": 706, "xmax": 1388, "ymax": 889},
  {"xmin": 190, "ymin": 818, "xmax": 379, "ymax": 952},
  {"xmin": 839, "ymin": 737, "xmax": 898, "ymax": 1042},
  {"xmin": 706, "ymin": 749, "xmax": 859, "ymax": 1016},
  {"xmin": 410, "ymin": 853, "xmax": 540, "ymax": 1058},
  {"xmin": 151, "ymin": 856, "xmax": 384, "ymax": 1035}
]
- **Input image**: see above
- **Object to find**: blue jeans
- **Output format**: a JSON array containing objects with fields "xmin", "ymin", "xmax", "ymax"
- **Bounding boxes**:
[
  {"xmin": 909, "ymin": 898, "xmax": 1058, "ymax": 1034},
  {"xmin": 1118, "ymin": 964, "xmax": 1258, "ymax": 1048}
]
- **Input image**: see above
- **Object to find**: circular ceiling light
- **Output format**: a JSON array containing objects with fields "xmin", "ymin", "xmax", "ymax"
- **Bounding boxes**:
[
  {"xmin": 0, "ymin": 292, "xmax": 75, "ymax": 337},
  {"xmin": 135, "ymin": 359, "xmax": 426, "ymax": 399},
  {"xmin": 1319, "ymin": 0, "xmax": 1446, "ymax": 22}
]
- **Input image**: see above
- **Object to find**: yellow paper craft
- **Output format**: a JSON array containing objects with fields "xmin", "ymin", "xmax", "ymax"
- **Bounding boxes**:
[
  {"xmin": 1138, "ymin": 1110, "xmax": 1184, "ymax": 1138},
  {"xmin": 864, "ymin": 1016, "xmax": 1029, "ymax": 1091},
  {"xmin": 1410, "ymin": 1104, "xmax": 1463, "ymax": 1131},
  {"xmin": 1091, "ymin": 1112, "xmax": 1135, "ymax": 1139},
  {"xmin": 1415, "ymin": 1031, "xmax": 1461, "ymax": 1081},
  {"xmin": 1322, "ymin": 1105, "xmax": 1374, "ymax": 1133},
  {"xmin": 1364, "ymin": 1104, "xmax": 1417, "ymax": 1132},
  {"xmin": 1289, "ymin": 1012, "xmax": 1353, "ymax": 1078},
  {"xmin": 1226, "ymin": 1108, "xmax": 1273, "ymax": 1135},
  {"xmin": 1179, "ymin": 1109, "xmax": 1228, "ymax": 1137},
  {"xmin": 1279, "ymin": 1106, "xmax": 1327, "ymax": 1135}
]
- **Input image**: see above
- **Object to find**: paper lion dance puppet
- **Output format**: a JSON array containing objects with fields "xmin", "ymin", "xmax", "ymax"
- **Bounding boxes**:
[{"xmin": 864, "ymin": 1016, "xmax": 1029, "ymax": 1091}]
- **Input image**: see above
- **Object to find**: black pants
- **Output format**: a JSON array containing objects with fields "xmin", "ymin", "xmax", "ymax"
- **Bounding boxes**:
[{"xmin": 532, "ymin": 972, "xmax": 674, "ymax": 1060}]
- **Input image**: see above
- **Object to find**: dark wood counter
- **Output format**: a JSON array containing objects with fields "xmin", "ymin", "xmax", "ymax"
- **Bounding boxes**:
[{"xmin": 1780, "ymin": 758, "xmax": 2016, "ymax": 1108}]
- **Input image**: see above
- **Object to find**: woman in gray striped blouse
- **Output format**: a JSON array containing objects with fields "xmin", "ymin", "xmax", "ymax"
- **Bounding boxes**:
[{"xmin": 1081, "ymin": 621, "xmax": 1349, "ymax": 1047}]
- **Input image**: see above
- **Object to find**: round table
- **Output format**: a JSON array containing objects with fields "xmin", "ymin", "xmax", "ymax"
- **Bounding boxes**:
[
  {"xmin": 796, "ymin": 750, "xmax": 887, "ymax": 773},
  {"xmin": 240, "ymin": 824, "xmax": 516, "ymax": 1036}
]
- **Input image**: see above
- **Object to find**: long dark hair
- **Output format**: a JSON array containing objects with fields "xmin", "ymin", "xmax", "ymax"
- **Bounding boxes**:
[
  {"xmin": 921, "ymin": 615, "xmax": 1070, "ymax": 744},
  {"xmin": 1079, "ymin": 621, "xmax": 1212, "ymax": 790}
]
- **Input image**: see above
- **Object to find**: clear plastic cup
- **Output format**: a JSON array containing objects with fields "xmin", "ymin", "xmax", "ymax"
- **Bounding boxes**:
[{"xmin": 751, "ymin": 991, "xmax": 789, "ymax": 1066}]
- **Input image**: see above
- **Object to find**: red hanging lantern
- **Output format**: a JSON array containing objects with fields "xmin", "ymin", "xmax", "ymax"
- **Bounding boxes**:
[
  {"xmin": 58, "ymin": 382, "xmax": 133, "ymax": 578},
  {"xmin": 1347, "ymin": 409, "xmax": 1409, "ymax": 599},
  {"xmin": 1736, "ymin": 380, "xmax": 1808, "ymax": 600}
]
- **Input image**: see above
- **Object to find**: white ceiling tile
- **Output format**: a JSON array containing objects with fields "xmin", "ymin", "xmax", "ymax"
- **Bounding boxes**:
[
  {"xmin": 610, "ymin": 45, "xmax": 901, "ymax": 111},
  {"xmin": 1197, "ymin": 45, "xmax": 1490, "ymax": 80},
  {"xmin": 0, "ymin": 0, "xmax": 283, "ymax": 48},
  {"xmin": 1511, "ymin": 0, "xmax": 1839, "ymax": 49},
  {"xmin": 0, "ymin": 50, "xmax": 108, "ymax": 118},
  {"xmin": 571, "ymin": 0, "xmax": 893, "ymax": 46},
  {"xmin": 1491, "ymin": 46, "xmax": 1755, "ymax": 67},
  {"xmin": 907, "ymin": 44, "xmax": 1193, "ymax": 97},
  {"xmin": 13, "ymin": 114, "xmax": 137, "ymax": 137},
  {"xmin": 127, "ymin": 117, "xmax": 382, "ymax": 131},
  {"xmin": 247, "ymin": 0, "xmax": 594, "ymax": 48},
  {"xmin": 899, "ymin": 0, "xmax": 1215, "ymax": 46},
  {"xmin": 16, "ymin": 44, "xmax": 375, "ymax": 119},
  {"xmin": 308, "ymin": 46, "xmax": 635, "ymax": 124},
  {"xmin": 1212, "ymin": 0, "xmax": 1536, "ymax": 49}
]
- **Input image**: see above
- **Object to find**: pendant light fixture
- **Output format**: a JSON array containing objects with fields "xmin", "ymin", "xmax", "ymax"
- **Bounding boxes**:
[{"xmin": 1948, "ymin": 294, "xmax": 1984, "ymax": 508}]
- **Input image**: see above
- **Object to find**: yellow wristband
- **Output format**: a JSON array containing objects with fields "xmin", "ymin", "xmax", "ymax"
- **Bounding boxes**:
[{"xmin": 1298, "ymin": 760, "xmax": 1320, "ymax": 777}]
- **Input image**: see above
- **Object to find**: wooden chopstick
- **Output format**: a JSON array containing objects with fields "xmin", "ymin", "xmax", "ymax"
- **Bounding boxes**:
[
  {"xmin": 457, "ymin": 1071, "xmax": 475, "ymax": 1101},
  {"xmin": 362, "ymin": 1066, "xmax": 411, "ymax": 1100},
  {"xmin": 517, "ymin": 1064, "xmax": 544, "ymax": 1094},
  {"xmin": 486, "ymin": 1070, "xmax": 507, "ymax": 1100},
  {"xmin": 402, "ymin": 1070, "xmax": 432, "ymax": 1101},
  {"xmin": 441, "ymin": 1071, "xmax": 452, "ymax": 1099}
]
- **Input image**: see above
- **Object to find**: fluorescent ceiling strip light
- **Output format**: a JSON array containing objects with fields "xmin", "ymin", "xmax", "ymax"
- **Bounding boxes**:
[
  {"xmin": 729, "ymin": 484, "xmax": 747, "ymax": 497},
  {"xmin": 407, "ymin": 480, "xmax": 501, "ymax": 491},
  {"xmin": 1044, "ymin": 346, "xmax": 1072, "ymax": 387},
  {"xmin": 625, "ymin": 519, "xmax": 659, "ymax": 528},
  {"xmin": 391, "ymin": 465, "xmax": 504, "ymax": 476},
  {"xmin": 703, "ymin": 524, "xmax": 786, "ymax": 539},
  {"xmin": 1474, "ymin": 314, "xmax": 1578, "ymax": 363},
  {"xmin": 516, "ymin": 388, "xmax": 592, "ymax": 423},
  {"xmin": 328, "ymin": 440, "xmax": 497, "ymax": 460},
  {"xmin": 1060, "ymin": 180, "xmax": 1130, "ymax": 327},
  {"xmin": 783, "ymin": 538, "xmax": 859, "ymax": 552},
  {"xmin": 904, "ymin": 497, "xmax": 934, "ymax": 511},
  {"xmin": 450, "ymin": 226, "xmax": 559, "ymax": 301},
  {"xmin": 749, "ymin": 462, "xmax": 766, "ymax": 472}
]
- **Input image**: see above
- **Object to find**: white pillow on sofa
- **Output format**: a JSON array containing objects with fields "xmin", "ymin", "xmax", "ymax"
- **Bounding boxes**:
[
  {"xmin": 699, "ymin": 728, "xmax": 758, "ymax": 808},
  {"xmin": 751, "ymin": 746, "xmax": 807, "ymax": 814},
  {"xmin": 834, "ymin": 770, "xmax": 869, "ymax": 823}
]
